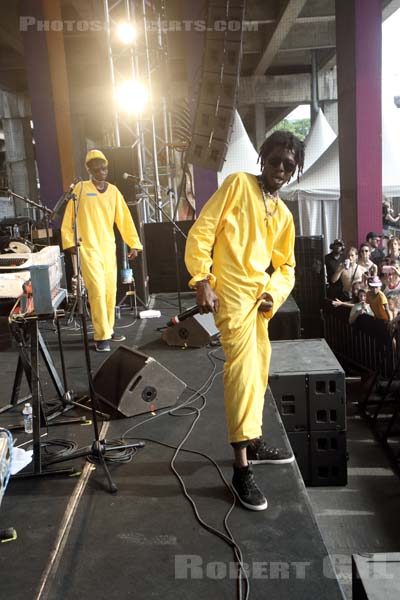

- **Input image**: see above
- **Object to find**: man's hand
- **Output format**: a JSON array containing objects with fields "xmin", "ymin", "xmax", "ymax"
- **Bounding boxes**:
[
  {"xmin": 196, "ymin": 280, "xmax": 219, "ymax": 313},
  {"xmin": 67, "ymin": 247, "xmax": 77, "ymax": 255},
  {"xmin": 128, "ymin": 248, "xmax": 138, "ymax": 260},
  {"xmin": 258, "ymin": 292, "xmax": 274, "ymax": 312}
]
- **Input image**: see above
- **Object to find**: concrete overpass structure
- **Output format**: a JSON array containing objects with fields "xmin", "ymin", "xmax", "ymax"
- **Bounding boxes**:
[{"xmin": 0, "ymin": 0, "xmax": 399, "ymax": 243}]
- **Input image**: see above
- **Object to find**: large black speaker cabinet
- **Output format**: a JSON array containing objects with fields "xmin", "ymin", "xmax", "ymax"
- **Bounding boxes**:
[
  {"xmin": 93, "ymin": 346, "xmax": 186, "ymax": 418},
  {"xmin": 99, "ymin": 146, "xmax": 150, "ymax": 306},
  {"xmin": 187, "ymin": 0, "xmax": 245, "ymax": 171},
  {"xmin": 161, "ymin": 313, "xmax": 220, "ymax": 348},
  {"xmin": 144, "ymin": 221, "xmax": 193, "ymax": 293}
]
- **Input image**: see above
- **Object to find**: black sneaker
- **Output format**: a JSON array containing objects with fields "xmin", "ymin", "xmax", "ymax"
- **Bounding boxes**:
[
  {"xmin": 231, "ymin": 466, "xmax": 268, "ymax": 511},
  {"xmin": 247, "ymin": 439, "xmax": 295, "ymax": 465},
  {"xmin": 95, "ymin": 340, "xmax": 111, "ymax": 352}
]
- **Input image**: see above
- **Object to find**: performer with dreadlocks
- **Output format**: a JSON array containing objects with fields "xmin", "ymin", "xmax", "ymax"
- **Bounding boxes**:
[{"xmin": 185, "ymin": 131, "xmax": 305, "ymax": 511}]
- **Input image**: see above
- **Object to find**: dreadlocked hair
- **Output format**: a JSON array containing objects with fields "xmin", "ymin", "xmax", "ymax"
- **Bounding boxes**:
[{"xmin": 258, "ymin": 130, "xmax": 305, "ymax": 182}]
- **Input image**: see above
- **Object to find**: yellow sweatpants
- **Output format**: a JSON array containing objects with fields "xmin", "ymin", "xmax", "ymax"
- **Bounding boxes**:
[
  {"xmin": 80, "ymin": 246, "xmax": 117, "ymax": 341},
  {"xmin": 217, "ymin": 304, "xmax": 271, "ymax": 444}
]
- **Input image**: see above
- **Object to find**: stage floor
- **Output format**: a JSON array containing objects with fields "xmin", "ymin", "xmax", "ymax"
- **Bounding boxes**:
[{"xmin": 1, "ymin": 294, "xmax": 346, "ymax": 599}]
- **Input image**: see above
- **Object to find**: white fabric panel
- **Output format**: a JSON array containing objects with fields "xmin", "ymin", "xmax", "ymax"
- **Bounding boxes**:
[
  {"xmin": 321, "ymin": 199, "xmax": 341, "ymax": 255},
  {"xmin": 303, "ymin": 108, "xmax": 336, "ymax": 173},
  {"xmin": 218, "ymin": 111, "xmax": 259, "ymax": 186},
  {"xmin": 382, "ymin": 99, "xmax": 400, "ymax": 199},
  {"xmin": 300, "ymin": 195, "xmax": 322, "ymax": 237}
]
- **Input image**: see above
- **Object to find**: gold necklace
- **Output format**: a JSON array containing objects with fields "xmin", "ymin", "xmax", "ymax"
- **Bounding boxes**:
[{"xmin": 258, "ymin": 177, "xmax": 279, "ymax": 220}]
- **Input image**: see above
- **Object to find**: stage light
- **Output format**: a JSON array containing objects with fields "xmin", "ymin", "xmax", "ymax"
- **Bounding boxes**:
[
  {"xmin": 116, "ymin": 22, "xmax": 136, "ymax": 45},
  {"xmin": 115, "ymin": 80, "xmax": 148, "ymax": 114}
]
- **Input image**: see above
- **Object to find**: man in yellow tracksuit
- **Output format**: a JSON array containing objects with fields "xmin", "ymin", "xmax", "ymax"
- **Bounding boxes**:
[
  {"xmin": 185, "ymin": 131, "xmax": 305, "ymax": 510},
  {"xmin": 61, "ymin": 149, "xmax": 143, "ymax": 352}
]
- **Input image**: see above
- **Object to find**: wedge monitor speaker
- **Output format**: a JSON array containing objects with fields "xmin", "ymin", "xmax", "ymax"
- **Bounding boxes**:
[
  {"xmin": 93, "ymin": 346, "xmax": 187, "ymax": 418},
  {"xmin": 161, "ymin": 313, "xmax": 220, "ymax": 348}
]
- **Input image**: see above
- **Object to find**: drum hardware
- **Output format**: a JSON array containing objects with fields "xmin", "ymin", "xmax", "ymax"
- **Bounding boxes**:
[
  {"xmin": 3, "ymin": 238, "xmax": 35, "ymax": 254},
  {"xmin": 7, "ymin": 189, "xmax": 52, "ymax": 247}
]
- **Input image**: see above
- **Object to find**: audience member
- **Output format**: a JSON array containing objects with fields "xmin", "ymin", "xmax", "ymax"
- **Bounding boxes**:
[
  {"xmin": 358, "ymin": 243, "xmax": 377, "ymax": 286},
  {"xmin": 386, "ymin": 238, "xmax": 400, "ymax": 261},
  {"xmin": 387, "ymin": 296, "xmax": 399, "ymax": 320},
  {"xmin": 366, "ymin": 232, "xmax": 385, "ymax": 265},
  {"xmin": 382, "ymin": 264, "xmax": 400, "ymax": 297},
  {"xmin": 325, "ymin": 239, "xmax": 345, "ymax": 300},
  {"xmin": 330, "ymin": 247, "xmax": 362, "ymax": 300},
  {"xmin": 366, "ymin": 276, "xmax": 391, "ymax": 320},
  {"xmin": 383, "ymin": 201, "xmax": 400, "ymax": 231},
  {"xmin": 332, "ymin": 281, "xmax": 362, "ymax": 308},
  {"xmin": 349, "ymin": 288, "xmax": 374, "ymax": 324}
]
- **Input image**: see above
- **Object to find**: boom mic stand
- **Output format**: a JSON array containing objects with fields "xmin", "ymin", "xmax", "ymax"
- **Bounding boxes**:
[
  {"xmin": 46, "ymin": 187, "xmax": 144, "ymax": 493},
  {"xmin": 8, "ymin": 189, "xmax": 52, "ymax": 246}
]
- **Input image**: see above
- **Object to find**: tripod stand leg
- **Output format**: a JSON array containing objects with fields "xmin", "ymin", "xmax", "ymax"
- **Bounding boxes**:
[{"xmin": 94, "ymin": 442, "xmax": 118, "ymax": 493}]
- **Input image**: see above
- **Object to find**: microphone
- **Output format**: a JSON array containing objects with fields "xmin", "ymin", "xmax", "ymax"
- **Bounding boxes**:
[
  {"xmin": 167, "ymin": 305, "xmax": 200, "ymax": 327},
  {"xmin": 50, "ymin": 179, "xmax": 81, "ymax": 220},
  {"xmin": 66, "ymin": 180, "xmax": 76, "ymax": 199},
  {"xmin": 122, "ymin": 172, "xmax": 139, "ymax": 180},
  {"xmin": 122, "ymin": 173, "xmax": 152, "ymax": 186}
]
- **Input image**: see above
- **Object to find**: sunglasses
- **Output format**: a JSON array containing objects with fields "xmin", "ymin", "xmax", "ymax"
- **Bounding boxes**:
[
  {"xmin": 91, "ymin": 164, "xmax": 108, "ymax": 173},
  {"xmin": 267, "ymin": 156, "xmax": 297, "ymax": 172}
]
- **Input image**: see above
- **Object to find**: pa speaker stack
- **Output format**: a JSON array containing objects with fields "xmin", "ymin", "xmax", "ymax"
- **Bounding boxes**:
[{"xmin": 187, "ymin": 0, "xmax": 245, "ymax": 171}]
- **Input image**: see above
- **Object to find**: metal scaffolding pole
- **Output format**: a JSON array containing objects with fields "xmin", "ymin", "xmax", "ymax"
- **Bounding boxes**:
[{"xmin": 102, "ymin": 0, "xmax": 179, "ymax": 224}]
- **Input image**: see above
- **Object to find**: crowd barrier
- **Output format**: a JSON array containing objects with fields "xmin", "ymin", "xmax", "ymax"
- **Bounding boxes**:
[{"xmin": 322, "ymin": 300, "xmax": 398, "ymax": 378}]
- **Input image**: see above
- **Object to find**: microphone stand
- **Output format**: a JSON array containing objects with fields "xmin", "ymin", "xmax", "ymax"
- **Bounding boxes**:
[
  {"xmin": 8, "ymin": 189, "xmax": 52, "ymax": 247},
  {"xmin": 139, "ymin": 183, "xmax": 187, "ymax": 313},
  {"xmin": 46, "ymin": 189, "xmax": 144, "ymax": 493}
]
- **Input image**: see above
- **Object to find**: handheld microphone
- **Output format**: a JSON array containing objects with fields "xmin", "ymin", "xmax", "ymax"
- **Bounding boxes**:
[
  {"xmin": 122, "ymin": 172, "xmax": 139, "ymax": 180},
  {"xmin": 167, "ymin": 305, "xmax": 200, "ymax": 327}
]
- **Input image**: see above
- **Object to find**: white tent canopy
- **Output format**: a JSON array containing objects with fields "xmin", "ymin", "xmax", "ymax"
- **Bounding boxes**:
[
  {"xmin": 280, "ymin": 101, "xmax": 400, "ymax": 253},
  {"xmin": 217, "ymin": 105, "xmax": 400, "ymax": 254},
  {"xmin": 217, "ymin": 110, "xmax": 259, "ymax": 186},
  {"xmin": 301, "ymin": 108, "xmax": 336, "ymax": 173},
  {"xmin": 218, "ymin": 107, "xmax": 336, "ymax": 187},
  {"xmin": 279, "ymin": 139, "xmax": 340, "ymax": 254}
]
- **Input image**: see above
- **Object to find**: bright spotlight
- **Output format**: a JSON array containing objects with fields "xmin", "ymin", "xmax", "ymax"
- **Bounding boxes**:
[
  {"xmin": 116, "ymin": 22, "xmax": 136, "ymax": 44},
  {"xmin": 115, "ymin": 80, "xmax": 148, "ymax": 113}
]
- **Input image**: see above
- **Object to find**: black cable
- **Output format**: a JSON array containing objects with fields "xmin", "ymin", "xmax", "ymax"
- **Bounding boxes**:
[
  {"xmin": 121, "ymin": 347, "xmax": 250, "ymax": 600},
  {"xmin": 41, "ymin": 438, "xmax": 78, "ymax": 458}
]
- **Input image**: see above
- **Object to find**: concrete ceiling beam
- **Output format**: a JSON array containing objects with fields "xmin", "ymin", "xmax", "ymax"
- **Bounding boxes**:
[{"xmin": 254, "ymin": 0, "xmax": 309, "ymax": 76}]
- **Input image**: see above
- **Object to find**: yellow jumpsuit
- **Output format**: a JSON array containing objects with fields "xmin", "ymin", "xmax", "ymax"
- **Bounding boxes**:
[
  {"xmin": 185, "ymin": 172, "xmax": 295, "ymax": 443},
  {"xmin": 61, "ymin": 180, "xmax": 143, "ymax": 341}
]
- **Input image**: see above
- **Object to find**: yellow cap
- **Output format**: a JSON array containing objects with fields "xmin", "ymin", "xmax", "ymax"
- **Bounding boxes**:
[{"xmin": 85, "ymin": 149, "xmax": 108, "ymax": 165}]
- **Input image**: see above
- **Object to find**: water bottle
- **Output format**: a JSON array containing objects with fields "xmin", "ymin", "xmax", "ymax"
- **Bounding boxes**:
[
  {"xmin": 115, "ymin": 305, "xmax": 121, "ymax": 320},
  {"xmin": 22, "ymin": 403, "xmax": 33, "ymax": 434}
]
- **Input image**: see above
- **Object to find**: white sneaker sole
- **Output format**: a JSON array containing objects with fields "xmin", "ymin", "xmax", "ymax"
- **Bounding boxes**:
[
  {"xmin": 231, "ymin": 484, "xmax": 268, "ymax": 511},
  {"xmin": 248, "ymin": 455, "xmax": 295, "ymax": 465}
]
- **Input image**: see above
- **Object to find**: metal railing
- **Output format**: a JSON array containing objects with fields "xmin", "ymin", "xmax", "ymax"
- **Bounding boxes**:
[{"xmin": 323, "ymin": 301, "xmax": 397, "ymax": 378}]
